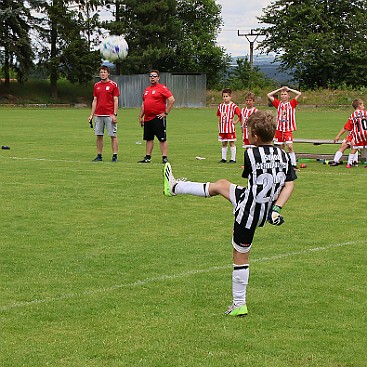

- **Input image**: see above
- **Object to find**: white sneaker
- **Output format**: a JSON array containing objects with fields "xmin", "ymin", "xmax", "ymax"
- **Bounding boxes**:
[{"xmin": 163, "ymin": 162, "xmax": 177, "ymax": 197}]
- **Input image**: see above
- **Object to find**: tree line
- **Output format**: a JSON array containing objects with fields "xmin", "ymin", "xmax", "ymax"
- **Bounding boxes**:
[
  {"xmin": 0, "ymin": 0, "xmax": 235, "ymax": 96},
  {"xmin": 257, "ymin": 0, "xmax": 367, "ymax": 89},
  {"xmin": 1, "ymin": 0, "xmax": 367, "ymax": 97}
]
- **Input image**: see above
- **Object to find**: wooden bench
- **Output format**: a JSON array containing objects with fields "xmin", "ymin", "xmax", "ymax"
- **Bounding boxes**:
[{"xmin": 293, "ymin": 138, "xmax": 367, "ymax": 161}]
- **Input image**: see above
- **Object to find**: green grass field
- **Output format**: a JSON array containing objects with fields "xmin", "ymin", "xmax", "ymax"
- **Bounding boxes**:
[{"xmin": 0, "ymin": 107, "xmax": 366, "ymax": 367}]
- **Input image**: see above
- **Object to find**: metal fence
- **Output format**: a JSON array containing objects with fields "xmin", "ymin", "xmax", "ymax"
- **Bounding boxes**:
[{"xmin": 109, "ymin": 72, "xmax": 206, "ymax": 108}]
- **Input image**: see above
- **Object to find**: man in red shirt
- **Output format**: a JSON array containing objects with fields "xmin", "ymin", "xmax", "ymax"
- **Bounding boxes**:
[
  {"xmin": 88, "ymin": 65, "xmax": 120, "ymax": 162},
  {"xmin": 138, "ymin": 70, "xmax": 175, "ymax": 164}
]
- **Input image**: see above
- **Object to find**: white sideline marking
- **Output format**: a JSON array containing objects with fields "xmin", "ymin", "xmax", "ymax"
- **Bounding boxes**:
[
  {"xmin": 0, "ymin": 241, "xmax": 358, "ymax": 312},
  {"xmin": 0, "ymin": 155, "xmax": 81, "ymax": 163}
]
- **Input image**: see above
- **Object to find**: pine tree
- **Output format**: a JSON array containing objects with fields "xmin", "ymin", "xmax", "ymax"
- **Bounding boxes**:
[
  {"xmin": 32, "ymin": 0, "xmax": 102, "ymax": 98},
  {"xmin": 0, "ymin": 0, "xmax": 34, "ymax": 87}
]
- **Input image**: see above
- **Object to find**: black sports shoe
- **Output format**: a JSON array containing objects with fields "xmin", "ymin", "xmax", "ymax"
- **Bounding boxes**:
[
  {"xmin": 138, "ymin": 156, "xmax": 151, "ymax": 163},
  {"xmin": 93, "ymin": 155, "xmax": 102, "ymax": 162},
  {"xmin": 229, "ymin": 160, "xmax": 236, "ymax": 164},
  {"xmin": 329, "ymin": 161, "xmax": 339, "ymax": 166},
  {"xmin": 219, "ymin": 159, "xmax": 227, "ymax": 163},
  {"xmin": 162, "ymin": 157, "xmax": 169, "ymax": 164},
  {"xmin": 112, "ymin": 155, "xmax": 118, "ymax": 162}
]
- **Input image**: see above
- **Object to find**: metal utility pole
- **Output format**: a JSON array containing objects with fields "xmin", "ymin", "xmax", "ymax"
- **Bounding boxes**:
[{"xmin": 237, "ymin": 29, "xmax": 260, "ymax": 67}]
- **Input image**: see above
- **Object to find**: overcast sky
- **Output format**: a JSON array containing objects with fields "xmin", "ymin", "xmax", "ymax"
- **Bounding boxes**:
[{"xmin": 215, "ymin": 0, "xmax": 272, "ymax": 57}]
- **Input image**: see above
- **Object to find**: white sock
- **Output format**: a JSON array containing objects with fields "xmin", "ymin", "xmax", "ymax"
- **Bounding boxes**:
[
  {"xmin": 353, "ymin": 151, "xmax": 359, "ymax": 163},
  {"xmin": 289, "ymin": 152, "xmax": 296, "ymax": 166},
  {"xmin": 222, "ymin": 147, "xmax": 228, "ymax": 161},
  {"xmin": 174, "ymin": 181, "xmax": 210, "ymax": 197},
  {"xmin": 347, "ymin": 153, "xmax": 353, "ymax": 165},
  {"xmin": 232, "ymin": 264, "xmax": 249, "ymax": 307},
  {"xmin": 333, "ymin": 151, "xmax": 343, "ymax": 163},
  {"xmin": 230, "ymin": 146, "xmax": 236, "ymax": 161}
]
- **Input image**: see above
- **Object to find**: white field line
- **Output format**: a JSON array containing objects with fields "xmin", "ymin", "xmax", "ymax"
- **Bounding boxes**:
[
  {"xmin": 0, "ymin": 241, "xmax": 358, "ymax": 312},
  {"xmin": 1, "ymin": 155, "xmax": 366, "ymax": 176},
  {"xmin": 0, "ymin": 154, "xmax": 81, "ymax": 163}
]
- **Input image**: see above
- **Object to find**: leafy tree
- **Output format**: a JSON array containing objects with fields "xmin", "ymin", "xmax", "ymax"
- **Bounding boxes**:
[
  {"xmin": 226, "ymin": 57, "xmax": 275, "ymax": 90},
  {"xmin": 32, "ymin": 0, "xmax": 102, "ymax": 98},
  {"xmin": 0, "ymin": 0, "xmax": 34, "ymax": 88},
  {"xmin": 61, "ymin": 38, "xmax": 101, "ymax": 84},
  {"xmin": 103, "ymin": 0, "xmax": 179, "ymax": 74},
  {"xmin": 257, "ymin": 0, "xmax": 367, "ymax": 89},
  {"xmin": 71, "ymin": 0, "xmax": 103, "ymax": 49},
  {"xmin": 172, "ymin": 0, "xmax": 229, "ymax": 89},
  {"xmin": 102, "ymin": 0, "xmax": 230, "ymax": 87}
]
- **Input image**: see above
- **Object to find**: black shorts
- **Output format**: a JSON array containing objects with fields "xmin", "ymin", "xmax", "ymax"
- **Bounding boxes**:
[
  {"xmin": 143, "ymin": 117, "xmax": 167, "ymax": 142},
  {"xmin": 231, "ymin": 185, "xmax": 264, "ymax": 247},
  {"xmin": 233, "ymin": 220, "xmax": 256, "ymax": 247}
]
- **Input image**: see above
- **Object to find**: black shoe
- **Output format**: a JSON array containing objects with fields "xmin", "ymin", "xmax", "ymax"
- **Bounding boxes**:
[
  {"xmin": 219, "ymin": 159, "xmax": 227, "ymax": 163},
  {"xmin": 162, "ymin": 157, "xmax": 169, "ymax": 164},
  {"xmin": 93, "ymin": 155, "xmax": 102, "ymax": 162},
  {"xmin": 229, "ymin": 160, "xmax": 236, "ymax": 164},
  {"xmin": 112, "ymin": 156, "xmax": 118, "ymax": 162},
  {"xmin": 138, "ymin": 156, "xmax": 151, "ymax": 163},
  {"xmin": 329, "ymin": 161, "xmax": 339, "ymax": 166}
]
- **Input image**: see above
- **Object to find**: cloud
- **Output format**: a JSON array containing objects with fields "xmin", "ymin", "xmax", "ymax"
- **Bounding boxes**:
[{"xmin": 216, "ymin": 0, "xmax": 271, "ymax": 56}]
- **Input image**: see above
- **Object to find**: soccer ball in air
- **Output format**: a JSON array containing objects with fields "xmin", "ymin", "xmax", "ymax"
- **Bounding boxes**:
[{"xmin": 99, "ymin": 36, "xmax": 128, "ymax": 62}]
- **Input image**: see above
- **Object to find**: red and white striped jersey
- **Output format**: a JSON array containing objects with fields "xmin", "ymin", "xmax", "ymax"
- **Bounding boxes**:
[
  {"xmin": 241, "ymin": 107, "xmax": 258, "ymax": 128},
  {"xmin": 217, "ymin": 102, "xmax": 241, "ymax": 134},
  {"xmin": 272, "ymin": 98, "xmax": 298, "ymax": 132},
  {"xmin": 344, "ymin": 109, "xmax": 367, "ymax": 145}
]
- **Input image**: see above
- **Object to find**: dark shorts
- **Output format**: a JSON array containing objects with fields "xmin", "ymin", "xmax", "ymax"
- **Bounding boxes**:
[
  {"xmin": 143, "ymin": 117, "xmax": 167, "ymax": 142},
  {"xmin": 233, "ymin": 220, "xmax": 256, "ymax": 247},
  {"xmin": 230, "ymin": 184, "xmax": 265, "ymax": 251}
]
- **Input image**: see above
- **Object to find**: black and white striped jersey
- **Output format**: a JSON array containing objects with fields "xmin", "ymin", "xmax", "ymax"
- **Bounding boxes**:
[{"xmin": 234, "ymin": 145, "xmax": 297, "ymax": 230}]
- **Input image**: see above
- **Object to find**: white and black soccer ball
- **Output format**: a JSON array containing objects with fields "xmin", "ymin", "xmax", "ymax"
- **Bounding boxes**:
[{"xmin": 99, "ymin": 35, "xmax": 129, "ymax": 62}]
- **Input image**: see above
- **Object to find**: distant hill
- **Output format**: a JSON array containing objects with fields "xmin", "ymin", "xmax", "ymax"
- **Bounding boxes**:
[{"xmin": 231, "ymin": 55, "xmax": 294, "ymax": 84}]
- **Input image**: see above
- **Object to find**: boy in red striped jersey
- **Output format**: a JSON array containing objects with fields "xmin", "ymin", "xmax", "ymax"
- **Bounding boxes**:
[
  {"xmin": 267, "ymin": 86, "xmax": 302, "ymax": 168},
  {"xmin": 241, "ymin": 92, "xmax": 258, "ymax": 148},
  {"xmin": 217, "ymin": 88, "xmax": 241, "ymax": 163},
  {"xmin": 341, "ymin": 99, "xmax": 367, "ymax": 168},
  {"xmin": 329, "ymin": 125, "xmax": 354, "ymax": 166}
]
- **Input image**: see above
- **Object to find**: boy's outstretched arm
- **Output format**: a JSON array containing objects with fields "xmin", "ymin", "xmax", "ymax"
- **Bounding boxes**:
[
  {"xmin": 275, "ymin": 181, "xmax": 294, "ymax": 208},
  {"xmin": 334, "ymin": 127, "xmax": 348, "ymax": 142}
]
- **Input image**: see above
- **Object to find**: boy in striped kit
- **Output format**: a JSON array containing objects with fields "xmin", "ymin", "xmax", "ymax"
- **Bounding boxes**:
[
  {"xmin": 241, "ymin": 92, "xmax": 258, "ymax": 148},
  {"xmin": 342, "ymin": 99, "xmax": 367, "ymax": 168},
  {"xmin": 217, "ymin": 88, "xmax": 241, "ymax": 163},
  {"xmin": 267, "ymin": 86, "xmax": 302, "ymax": 167},
  {"xmin": 163, "ymin": 111, "xmax": 297, "ymax": 316}
]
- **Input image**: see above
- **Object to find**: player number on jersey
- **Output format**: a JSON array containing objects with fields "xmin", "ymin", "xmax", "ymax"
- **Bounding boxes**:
[{"xmin": 255, "ymin": 172, "xmax": 286, "ymax": 204}]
